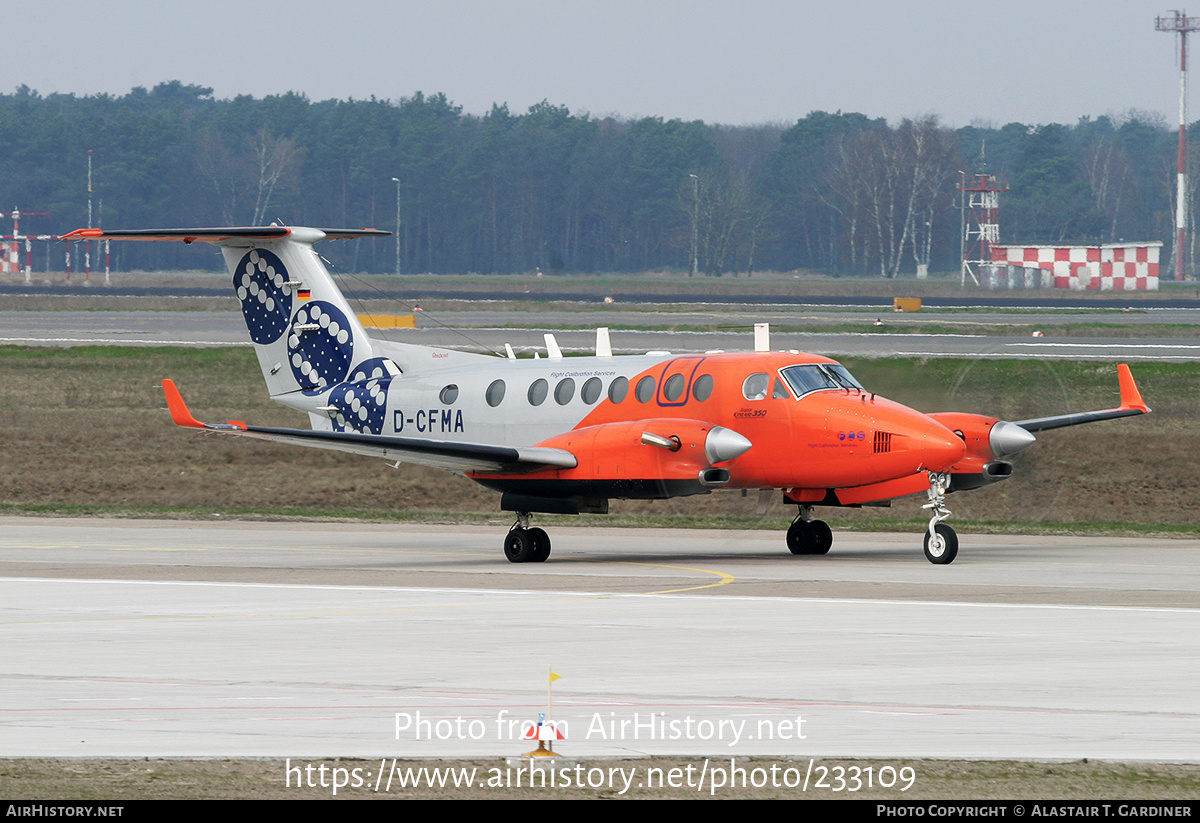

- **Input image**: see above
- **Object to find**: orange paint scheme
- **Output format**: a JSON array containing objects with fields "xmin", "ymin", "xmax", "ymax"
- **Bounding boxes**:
[
  {"xmin": 471, "ymin": 352, "xmax": 967, "ymax": 499},
  {"xmin": 930, "ymin": 412, "xmax": 1001, "ymax": 474}
]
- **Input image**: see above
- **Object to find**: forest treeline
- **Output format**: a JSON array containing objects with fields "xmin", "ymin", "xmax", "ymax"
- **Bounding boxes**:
[{"xmin": 0, "ymin": 81, "xmax": 1187, "ymax": 276}]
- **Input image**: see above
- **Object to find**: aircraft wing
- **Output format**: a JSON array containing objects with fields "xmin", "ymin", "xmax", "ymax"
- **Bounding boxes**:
[
  {"xmin": 161, "ymin": 380, "xmax": 577, "ymax": 474},
  {"xmin": 1012, "ymin": 364, "xmax": 1150, "ymax": 432}
]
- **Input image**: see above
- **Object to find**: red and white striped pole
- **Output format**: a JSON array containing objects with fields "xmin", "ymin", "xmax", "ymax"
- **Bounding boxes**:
[
  {"xmin": 1157, "ymin": 12, "xmax": 1200, "ymax": 280},
  {"xmin": 1178, "ymin": 25, "xmax": 1188, "ymax": 282}
]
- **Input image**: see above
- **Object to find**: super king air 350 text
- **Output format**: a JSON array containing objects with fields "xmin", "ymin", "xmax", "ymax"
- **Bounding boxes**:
[{"xmin": 62, "ymin": 225, "xmax": 1151, "ymax": 565}]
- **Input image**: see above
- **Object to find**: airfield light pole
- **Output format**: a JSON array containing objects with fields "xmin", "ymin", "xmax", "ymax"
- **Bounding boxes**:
[
  {"xmin": 689, "ymin": 173, "xmax": 699, "ymax": 277},
  {"xmin": 958, "ymin": 171, "xmax": 966, "ymax": 286},
  {"xmin": 392, "ymin": 177, "xmax": 402, "ymax": 275},
  {"xmin": 1157, "ymin": 10, "xmax": 1200, "ymax": 280},
  {"xmin": 86, "ymin": 149, "xmax": 93, "ymax": 280}
]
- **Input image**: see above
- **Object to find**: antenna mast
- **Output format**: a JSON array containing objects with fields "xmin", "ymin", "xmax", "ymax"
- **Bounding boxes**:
[{"xmin": 1156, "ymin": 10, "xmax": 1200, "ymax": 281}]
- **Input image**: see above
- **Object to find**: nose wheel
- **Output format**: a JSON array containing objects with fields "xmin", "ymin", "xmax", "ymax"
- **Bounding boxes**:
[
  {"xmin": 921, "ymin": 471, "xmax": 958, "ymax": 564},
  {"xmin": 923, "ymin": 523, "xmax": 958, "ymax": 564},
  {"xmin": 504, "ymin": 513, "xmax": 551, "ymax": 563}
]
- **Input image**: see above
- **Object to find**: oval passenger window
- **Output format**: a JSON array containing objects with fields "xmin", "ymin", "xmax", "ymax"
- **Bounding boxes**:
[
  {"xmin": 742, "ymin": 373, "xmax": 769, "ymax": 401},
  {"xmin": 486, "ymin": 379, "xmax": 506, "ymax": 407}
]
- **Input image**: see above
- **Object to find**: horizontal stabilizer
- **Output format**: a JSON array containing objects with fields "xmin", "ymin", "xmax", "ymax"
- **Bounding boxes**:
[{"xmin": 61, "ymin": 227, "xmax": 389, "ymax": 243}]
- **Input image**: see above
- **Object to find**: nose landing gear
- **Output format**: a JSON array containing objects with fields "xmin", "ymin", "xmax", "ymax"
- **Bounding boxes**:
[{"xmin": 922, "ymin": 471, "xmax": 958, "ymax": 564}]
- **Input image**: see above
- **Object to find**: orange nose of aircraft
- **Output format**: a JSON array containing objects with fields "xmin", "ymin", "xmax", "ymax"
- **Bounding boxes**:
[{"xmin": 910, "ymin": 414, "xmax": 967, "ymax": 471}]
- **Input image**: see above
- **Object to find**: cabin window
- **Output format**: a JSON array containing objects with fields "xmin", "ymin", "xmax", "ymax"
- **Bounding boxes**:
[
  {"xmin": 608, "ymin": 376, "xmax": 629, "ymax": 403},
  {"xmin": 486, "ymin": 379, "xmax": 506, "ymax": 407},
  {"xmin": 554, "ymin": 378, "xmax": 575, "ymax": 405},
  {"xmin": 528, "ymin": 378, "xmax": 548, "ymax": 406},
  {"xmin": 581, "ymin": 377, "xmax": 602, "ymax": 405},
  {"xmin": 663, "ymin": 373, "xmax": 686, "ymax": 402},
  {"xmin": 742, "ymin": 372, "xmax": 770, "ymax": 401},
  {"xmin": 635, "ymin": 375, "xmax": 656, "ymax": 403},
  {"xmin": 439, "ymin": 384, "xmax": 459, "ymax": 404},
  {"xmin": 692, "ymin": 373, "xmax": 714, "ymax": 402}
]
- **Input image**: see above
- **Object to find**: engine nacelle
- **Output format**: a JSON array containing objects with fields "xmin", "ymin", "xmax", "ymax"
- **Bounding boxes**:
[
  {"xmin": 469, "ymin": 418, "xmax": 751, "ymax": 504},
  {"xmin": 930, "ymin": 412, "xmax": 1035, "ymax": 491}
]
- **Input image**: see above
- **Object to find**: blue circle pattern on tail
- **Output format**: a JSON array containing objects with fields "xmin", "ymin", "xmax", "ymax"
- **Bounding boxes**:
[
  {"xmin": 234, "ymin": 249, "xmax": 293, "ymax": 345},
  {"xmin": 327, "ymin": 357, "xmax": 394, "ymax": 434},
  {"xmin": 287, "ymin": 301, "xmax": 355, "ymax": 390}
]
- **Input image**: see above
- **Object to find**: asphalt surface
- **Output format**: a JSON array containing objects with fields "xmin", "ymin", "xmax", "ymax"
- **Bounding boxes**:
[
  {"xmin": 5, "ymin": 308, "xmax": 1200, "ymax": 360},
  {"xmin": 3, "ymin": 288, "xmax": 1197, "ymax": 764},
  {"xmin": 2, "ymin": 519, "xmax": 1197, "ymax": 760}
]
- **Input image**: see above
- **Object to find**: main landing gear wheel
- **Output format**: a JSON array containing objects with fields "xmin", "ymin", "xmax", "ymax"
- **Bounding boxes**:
[
  {"xmin": 786, "ymin": 518, "xmax": 833, "ymax": 555},
  {"xmin": 810, "ymin": 520, "xmax": 833, "ymax": 555},
  {"xmin": 504, "ymin": 529, "xmax": 535, "ymax": 563},
  {"xmin": 504, "ymin": 524, "xmax": 552, "ymax": 563},
  {"xmin": 528, "ymin": 527, "xmax": 551, "ymax": 562},
  {"xmin": 786, "ymin": 520, "xmax": 812, "ymax": 554},
  {"xmin": 923, "ymin": 523, "xmax": 958, "ymax": 565}
]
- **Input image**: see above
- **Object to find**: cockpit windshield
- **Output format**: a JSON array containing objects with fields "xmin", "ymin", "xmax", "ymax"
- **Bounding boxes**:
[{"xmin": 780, "ymin": 363, "xmax": 866, "ymax": 398}]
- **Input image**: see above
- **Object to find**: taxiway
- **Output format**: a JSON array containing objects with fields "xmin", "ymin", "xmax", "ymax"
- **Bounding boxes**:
[
  {"xmin": 2, "ymin": 518, "xmax": 1197, "ymax": 760},
  {"xmin": 4, "ymin": 308, "xmax": 1200, "ymax": 360}
]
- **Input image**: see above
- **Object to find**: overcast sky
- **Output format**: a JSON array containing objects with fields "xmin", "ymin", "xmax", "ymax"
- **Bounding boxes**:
[{"xmin": 9, "ymin": 1, "xmax": 1189, "ymax": 128}]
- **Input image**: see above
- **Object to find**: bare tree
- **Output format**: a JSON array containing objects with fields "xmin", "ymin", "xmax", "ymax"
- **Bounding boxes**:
[
  {"xmin": 196, "ymin": 128, "xmax": 246, "ymax": 225},
  {"xmin": 827, "ymin": 116, "xmax": 955, "ymax": 278},
  {"xmin": 195, "ymin": 127, "xmax": 303, "ymax": 225},
  {"xmin": 248, "ymin": 128, "xmax": 302, "ymax": 225}
]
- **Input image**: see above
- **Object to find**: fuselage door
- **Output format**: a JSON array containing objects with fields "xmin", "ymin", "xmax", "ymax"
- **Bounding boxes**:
[{"xmin": 655, "ymin": 357, "xmax": 706, "ymax": 407}]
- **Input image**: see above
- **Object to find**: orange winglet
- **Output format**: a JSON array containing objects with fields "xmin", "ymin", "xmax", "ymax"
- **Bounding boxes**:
[
  {"xmin": 1116, "ymin": 364, "xmax": 1150, "ymax": 413},
  {"xmin": 58, "ymin": 228, "xmax": 104, "ymax": 240},
  {"xmin": 161, "ymin": 379, "xmax": 205, "ymax": 429}
]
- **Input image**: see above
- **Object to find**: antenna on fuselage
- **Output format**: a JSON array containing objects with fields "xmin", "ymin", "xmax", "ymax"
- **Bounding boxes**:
[
  {"xmin": 596, "ymin": 327, "xmax": 612, "ymax": 358},
  {"xmin": 754, "ymin": 323, "xmax": 770, "ymax": 352},
  {"xmin": 504, "ymin": 343, "xmax": 516, "ymax": 361},
  {"xmin": 545, "ymin": 333, "xmax": 563, "ymax": 361}
]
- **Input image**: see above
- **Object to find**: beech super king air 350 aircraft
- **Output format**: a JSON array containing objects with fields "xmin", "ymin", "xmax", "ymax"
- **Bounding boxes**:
[{"xmin": 63, "ymin": 225, "xmax": 1150, "ymax": 565}]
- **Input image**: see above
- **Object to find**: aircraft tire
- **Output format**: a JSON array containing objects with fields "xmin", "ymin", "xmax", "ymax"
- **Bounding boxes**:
[
  {"xmin": 810, "ymin": 520, "xmax": 833, "ymax": 555},
  {"xmin": 923, "ymin": 524, "xmax": 958, "ymax": 565},
  {"xmin": 528, "ymin": 528, "xmax": 552, "ymax": 562},
  {"xmin": 786, "ymin": 521, "xmax": 814, "ymax": 555},
  {"xmin": 504, "ymin": 529, "xmax": 536, "ymax": 563}
]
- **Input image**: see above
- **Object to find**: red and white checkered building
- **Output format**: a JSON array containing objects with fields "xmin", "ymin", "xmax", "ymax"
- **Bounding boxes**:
[
  {"xmin": 0, "ymin": 240, "xmax": 18, "ymax": 273},
  {"xmin": 989, "ymin": 243, "xmax": 1161, "ymax": 291}
]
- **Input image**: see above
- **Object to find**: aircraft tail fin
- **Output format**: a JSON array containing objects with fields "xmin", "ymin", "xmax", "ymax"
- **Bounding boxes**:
[
  {"xmin": 65, "ymin": 226, "xmax": 397, "ymax": 388},
  {"xmin": 216, "ymin": 228, "xmax": 396, "ymax": 400},
  {"xmin": 64, "ymin": 226, "xmax": 411, "ymax": 432}
]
